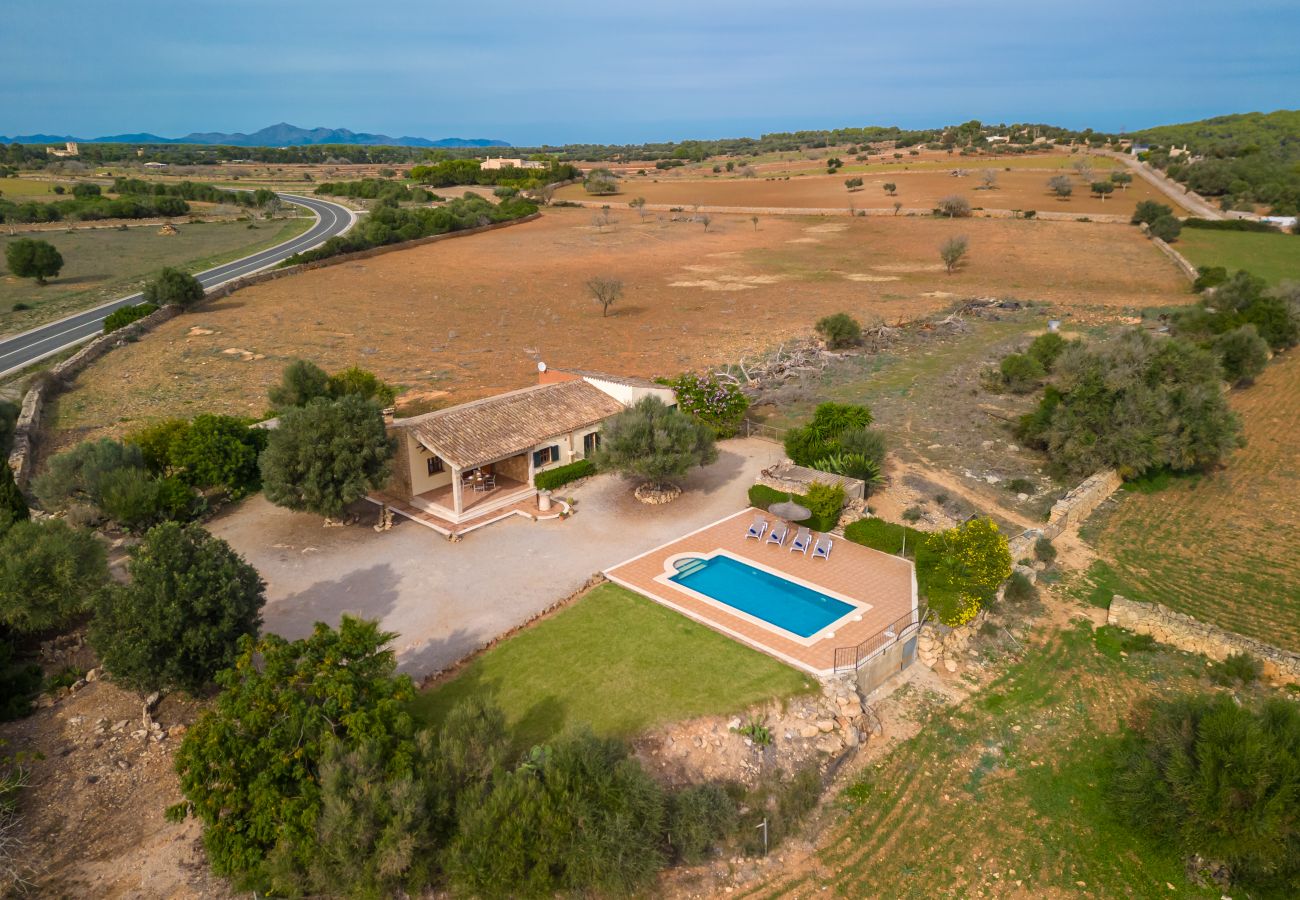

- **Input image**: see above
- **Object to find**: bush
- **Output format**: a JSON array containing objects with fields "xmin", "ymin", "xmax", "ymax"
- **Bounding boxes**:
[
  {"xmin": 803, "ymin": 481, "xmax": 846, "ymax": 524},
  {"xmin": 142, "ymin": 267, "xmax": 204, "ymax": 308},
  {"xmin": 1183, "ymin": 217, "xmax": 1281, "ymax": 233},
  {"xmin": 534, "ymin": 458, "xmax": 596, "ymax": 491},
  {"xmin": 0, "ymin": 399, "xmax": 16, "ymax": 459},
  {"xmin": 0, "ymin": 463, "xmax": 28, "ymax": 534},
  {"xmin": 1002, "ymin": 571, "xmax": 1037, "ymax": 603},
  {"xmin": 0, "ymin": 637, "xmax": 41, "ymax": 721},
  {"xmin": 843, "ymin": 517, "xmax": 925, "ymax": 556},
  {"xmin": 32, "ymin": 438, "xmax": 145, "ymax": 512},
  {"xmin": 0, "ymin": 519, "xmax": 108, "ymax": 635},
  {"xmin": 1025, "ymin": 332, "xmax": 1068, "ymax": 371},
  {"xmin": 268, "ymin": 359, "xmax": 331, "ymax": 410},
  {"xmin": 783, "ymin": 403, "xmax": 873, "ymax": 467},
  {"xmin": 1148, "ymin": 214, "xmax": 1182, "ymax": 242},
  {"xmin": 169, "ymin": 414, "xmax": 263, "ymax": 494},
  {"xmin": 1193, "ymin": 265, "xmax": 1229, "ymax": 292},
  {"xmin": 998, "ymin": 353, "xmax": 1046, "ymax": 392},
  {"xmin": 169, "ymin": 617, "xmax": 418, "ymax": 891},
  {"xmin": 1111, "ymin": 694, "xmax": 1300, "ymax": 893},
  {"xmin": 1212, "ymin": 325, "xmax": 1270, "ymax": 384},
  {"xmin": 260, "ymin": 396, "xmax": 395, "ymax": 519},
  {"xmin": 126, "ymin": 418, "xmax": 191, "ymax": 473},
  {"xmin": 1208, "ymin": 651, "xmax": 1262, "ymax": 686},
  {"xmin": 815, "ymin": 312, "xmax": 862, "ymax": 349},
  {"xmin": 838, "ymin": 426, "xmax": 887, "ymax": 468},
  {"xmin": 593, "ymin": 396, "xmax": 717, "ymax": 493},
  {"xmin": 747, "ymin": 484, "xmax": 840, "ymax": 532},
  {"xmin": 98, "ymin": 467, "xmax": 186, "ymax": 531},
  {"xmin": 664, "ymin": 372, "xmax": 750, "ymax": 437},
  {"xmin": 666, "ymin": 783, "xmax": 737, "ymax": 864},
  {"xmin": 327, "ymin": 366, "xmax": 398, "ymax": 407},
  {"xmin": 1033, "ymin": 536, "xmax": 1056, "ymax": 564},
  {"xmin": 1131, "ymin": 200, "xmax": 1173, "ymax": 226},
  {"xmin": 102, "ymin": 302, "xmax": 158, "ymax": 334},
  {"xmin": 91, "ymin": 522, "xmax": 265, "ymax": 693},
  {"xmin": 923, "ymin": 518, "xmax": 1013, "ymax": 626},
  {"xmin": 446, "ymin": 730, "xmax": 667, "ymax": 897}
]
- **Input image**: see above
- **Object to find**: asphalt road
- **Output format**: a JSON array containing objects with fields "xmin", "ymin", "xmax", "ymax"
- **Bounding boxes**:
[{"xmin": 0, "ymin": 193, "xmax": 354, "ymax": 378}]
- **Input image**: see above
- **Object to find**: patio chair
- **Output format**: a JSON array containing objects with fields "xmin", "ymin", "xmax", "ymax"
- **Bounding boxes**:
[
  {"xmin": 744, "ymin": 515, "xmax": 768, "ymax": 541},
  {"xmin": 483, "ymin": 475, "xmax": 496, "ymax": 490},
  {"xmin": 766, "ymin": 521, "xmax": 789, "ymax": 546},
  {"xmin": 811, "ymin": 534, "xmax": 833, "ymax": 560},
  {"xmin": 789, "ymin": 526, "xmax": 812, "ymax": 554}
]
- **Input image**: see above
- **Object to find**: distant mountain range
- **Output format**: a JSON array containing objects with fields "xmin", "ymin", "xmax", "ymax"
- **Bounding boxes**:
[{"xmin": 0, "ymin": 122, "xmax": 510, "ymax": 148}]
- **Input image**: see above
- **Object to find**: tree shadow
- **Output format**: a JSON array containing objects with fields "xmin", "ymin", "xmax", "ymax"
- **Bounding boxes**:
[{"xmin": 261, "ymin": 562, "xmax": 402, "ymax": 642}]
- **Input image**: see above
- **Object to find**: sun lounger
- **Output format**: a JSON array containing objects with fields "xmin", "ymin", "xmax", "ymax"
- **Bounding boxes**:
[
  {"xmin": 744, "ymin": 515, "xmax": 768, "ymax": 540},
  {"xmin": 811, "ymin": 534, "xmax": 833, "ymax": 560},
  {"xmin": 766, "ymin": 521, "xmax": 789, "ymax": 546},
  {"xmin": 789, "ymin": 526, "xmax": 811, "ymax": 554}
]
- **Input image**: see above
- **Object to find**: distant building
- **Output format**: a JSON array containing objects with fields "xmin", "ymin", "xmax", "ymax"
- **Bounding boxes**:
[
  {"xmin": 480, "ymin": 157, "xmax": 545, "ymax": 171},
  {"xmin": 984, "ymin": 135, "xmax": 1010, "ymax": 144},
  {"xmin": 143, "ymin": 161, "xmax": 168, "ymax": 169},
  {"xmin": 45, "ymin": 141, "xmax": 78, "ymax": 158}
]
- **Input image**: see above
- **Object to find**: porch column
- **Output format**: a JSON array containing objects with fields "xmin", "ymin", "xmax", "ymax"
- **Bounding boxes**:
[{"xmin": 451, "ymin": 465, "xmax": 464, "ymax": 516}]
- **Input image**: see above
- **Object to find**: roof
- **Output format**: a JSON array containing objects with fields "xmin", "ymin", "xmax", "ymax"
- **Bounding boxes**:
[
  {"xmin": 552, "ymin": 368, "xmax": 666, "ymax": 390},
  {"xmin": 397, "ymin": 380, "xmax": 624, "ymax": 469}
]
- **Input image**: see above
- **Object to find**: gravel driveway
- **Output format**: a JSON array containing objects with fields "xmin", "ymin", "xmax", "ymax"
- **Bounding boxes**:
[{"xmin": 208, "ymin": 438, "xmax": 785, "ymax": 678}]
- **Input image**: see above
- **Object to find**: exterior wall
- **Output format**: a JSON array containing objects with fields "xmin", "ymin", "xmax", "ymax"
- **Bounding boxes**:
[
  {"xmin": 855, "ymin": 635, "xmax": 917, "ymax": 696},
  {"xmin": 573, "ymin": 425, "xmax": 602, "ymax": 459},
  {"xmin": 533, "ymin": 422, "xmax": 607, "ymax": 473},
  {"xmin": 495, "ymin": 453, "xmax": 530, "ymax": 484},
  {"xmin": 581, "ymin": 377, "xmax": 676, "ymax": 408}
]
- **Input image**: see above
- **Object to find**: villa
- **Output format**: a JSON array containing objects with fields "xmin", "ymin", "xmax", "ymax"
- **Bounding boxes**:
[{"xmin": 375, "ymin": 366, "xmax": 674, "ymax": 533}]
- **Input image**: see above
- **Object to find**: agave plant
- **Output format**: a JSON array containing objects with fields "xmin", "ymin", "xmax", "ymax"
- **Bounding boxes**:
[{"xmin": 814, "ymin": 452, "xmax": 884, "ymax": 497}]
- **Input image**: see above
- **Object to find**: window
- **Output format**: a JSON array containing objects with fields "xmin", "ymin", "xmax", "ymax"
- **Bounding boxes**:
[
  {"xmin": 532, "ymin": 445, "xmax": 560, "ymax": 468},
  {"xmin": 583, "ymin": 431, "xmax": 601, "ymax": 456},
  {"xmin": 427, "ymin": 456, "xmax": 445, "ymax": 476}
]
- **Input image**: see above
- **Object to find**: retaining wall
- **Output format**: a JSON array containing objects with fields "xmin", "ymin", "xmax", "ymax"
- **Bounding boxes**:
[{"xmin": 1109, "ymin": 595, "xmax": 1300, "ymax": 685}]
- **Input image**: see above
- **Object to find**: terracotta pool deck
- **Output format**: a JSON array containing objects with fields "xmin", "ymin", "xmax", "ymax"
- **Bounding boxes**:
[{"xmin": 604, "ymin": 509, "xmax": 917, "ymax": 677}]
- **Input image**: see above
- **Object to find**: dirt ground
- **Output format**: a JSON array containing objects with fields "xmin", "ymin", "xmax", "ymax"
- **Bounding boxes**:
[
  {"xmin": 557, "ymin": 167, "xmax": 1180, "ymax": 217},
  {"xmin": 48, "ymin": 208, "xmax": 1190, "ymax": 445}
]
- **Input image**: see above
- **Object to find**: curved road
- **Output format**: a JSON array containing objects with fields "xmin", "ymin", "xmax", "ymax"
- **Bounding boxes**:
[{"xmin": 0, "ymin": 193, "xmax": 354, "ymax": 378}]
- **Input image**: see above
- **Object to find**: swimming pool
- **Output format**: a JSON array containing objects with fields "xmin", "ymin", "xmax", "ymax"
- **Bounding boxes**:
[{"xmin": 669, "ymin": 554, "xmax": 855, "ymax": 639}]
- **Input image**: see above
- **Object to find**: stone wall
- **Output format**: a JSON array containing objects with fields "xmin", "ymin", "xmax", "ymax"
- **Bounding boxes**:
[
  {"xmin": 756, "ymin": 461, "xmax": 865, "ymax": 501},
  {"xmin": 1142, "ymin": 225, "xmax": 1198, "ymax": 283},
  {"xmin": 1109, "ymin": 595, "xmax": 1300, "ymax": 685},
  {"xmin": 1047, "ymin": 468, "xmax": 1122, "ymax": 532}
]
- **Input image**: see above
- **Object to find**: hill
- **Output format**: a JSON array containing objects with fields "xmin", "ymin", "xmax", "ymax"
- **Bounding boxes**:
[
  {"xmin": 1133, "ymin": 109, "xmax": 1300, "ymax": 159},
  {"xmin": 0, "ymin": 122, "xmax": 510, "ymax": 148}
]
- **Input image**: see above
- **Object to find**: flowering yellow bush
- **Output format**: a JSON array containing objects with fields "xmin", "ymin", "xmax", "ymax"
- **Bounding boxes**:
[{"xmin": 922, "ymin": 517, "xmax": 1013, "ymax": 627}]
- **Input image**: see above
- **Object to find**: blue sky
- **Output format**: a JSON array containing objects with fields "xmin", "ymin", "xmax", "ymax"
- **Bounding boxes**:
[{"xmin": 5, "ymin": 0, "xmax": 1298, "ymax": 144}]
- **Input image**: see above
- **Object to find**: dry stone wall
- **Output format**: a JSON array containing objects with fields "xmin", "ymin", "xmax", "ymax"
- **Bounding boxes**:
[{"xmin": 1109, "ymin": 595, "xmax": 1300, "ymax": 685}]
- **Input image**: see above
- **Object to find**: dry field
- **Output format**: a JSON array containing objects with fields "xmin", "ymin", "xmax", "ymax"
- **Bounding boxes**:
[
  {"xmin": 47, "ymin": 208, "xmax": 1191, "ymax": 446},
  {"xmin": 558, "ymin": 167, "xmax": 1178, "ymax": 217},
  {"xmin": 1092, "ymin": 351, "xmax": 1300, "ymax": 651}
]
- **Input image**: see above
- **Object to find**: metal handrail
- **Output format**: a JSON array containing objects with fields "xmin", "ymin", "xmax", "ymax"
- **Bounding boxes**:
[
  {"xmin": 743, "ymin": 418, "xmax": 787, "ymax": 442},
  {"xmin": 832, "ymin": 606, "xmax": 927, "ymax": 673}
]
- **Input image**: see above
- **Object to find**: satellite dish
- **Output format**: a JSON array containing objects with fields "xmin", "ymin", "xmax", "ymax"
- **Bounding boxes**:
[{"xmin": 538, "ymin": 361, "xmax": 547, "ymax": 373}]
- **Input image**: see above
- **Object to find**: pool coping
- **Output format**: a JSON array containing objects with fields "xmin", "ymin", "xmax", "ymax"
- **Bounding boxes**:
[{"xmin": 655, "ymin": 549, "xmax": 871, "ymax": 647}]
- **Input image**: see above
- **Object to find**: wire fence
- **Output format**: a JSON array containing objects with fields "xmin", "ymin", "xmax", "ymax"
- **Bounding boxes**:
[{"xmin": 832, "ymin": 606, "xmax": 927, "ymax": 674}]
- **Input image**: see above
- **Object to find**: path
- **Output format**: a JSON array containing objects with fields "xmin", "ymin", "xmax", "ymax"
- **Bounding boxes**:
[{"xmin": 1099, "ymin": 150, "xmax": 1223, "ymax": 219}]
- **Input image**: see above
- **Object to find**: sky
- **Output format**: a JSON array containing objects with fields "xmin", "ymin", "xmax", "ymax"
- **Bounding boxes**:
[{"xmin": 5, "ymin": 0, "xmax": 1299, "ymax": 145}]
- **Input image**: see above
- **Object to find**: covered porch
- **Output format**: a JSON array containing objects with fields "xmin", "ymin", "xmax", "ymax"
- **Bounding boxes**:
[{"xmin": 409, "ymin": 452, "xmax": 535, "ymax": 523}]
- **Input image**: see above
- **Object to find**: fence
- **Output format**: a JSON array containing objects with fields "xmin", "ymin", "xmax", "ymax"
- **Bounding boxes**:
[
  {"xmin": 742, "ymin": 418, "xmax": 787, "ymax": 443},
  {"xmin": 833, "ymin": 606, "xmax": 927, "ymax": 674}
]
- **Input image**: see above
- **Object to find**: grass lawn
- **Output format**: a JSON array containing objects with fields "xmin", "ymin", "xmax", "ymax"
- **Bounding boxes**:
[
  {"xmin": 0, "ymin": 177, "xmax": 78, "ymax": 200},
  {"xmin": 1176, "ymin": 228, "xmax": 1300, "ymax": 285},
  {"xmin": 742, "ymin": 622, "xmax": 1225, "ymax": 899},
  {"xmin": 0, "ymin": 215, "xmax": 311, "ymax": 335},
  {"xmin": 411, "ymin": 583, "xmax": 815, "ymax": 748}
]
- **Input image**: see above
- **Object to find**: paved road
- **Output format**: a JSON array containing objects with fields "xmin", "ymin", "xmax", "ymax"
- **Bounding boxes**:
[
  {"xmin": 1099, "ymin": 150, "xmax": 1223, "ymax": 220},
  {"xmin": 0, "ymin": 193, "xmax": 354, "ymax": 378}
]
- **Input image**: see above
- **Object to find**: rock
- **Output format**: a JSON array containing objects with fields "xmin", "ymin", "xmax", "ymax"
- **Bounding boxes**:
[
  {"xmin": 844, "ymin": 726, "xmax": 860, "ymax": 747},
  {"xmin": 112, "ymin": 719, "xmax": 128, "ymax": 732},
  {"xmin": 728, "ymin": 717, "xmax": 742, "ymax": 731},
  {"xmin": 1007, "ymin": 444, "xmax": 1020, "ymax": 452},
  {"xmin": 1017, "ymin": 493, "xmax": 1028, "ymax": 501},
  {"xmin": 798, "ymin": 724, "xmax": 820, "ymax": 739},
  {"xmin": 943, "ymin": 658, "xmax": 959, "ymax": 673},
  {"xmin": 116, "ymin": 759, "xmax": 129, "ymax": 770},
  {"xmin": 85, "ymin": 668, "xmax": 100, "ymax": 683},
  {"xmin": 816, "ymin": 719, "xmax": 835, "ymax": 733},
  {"xmin": 984, "ymin": 474, "xmax": 1001, "ymax": 484},
  {"xmin": 143, "ymin": 691, "xmax": 162, "ymax": 711}
]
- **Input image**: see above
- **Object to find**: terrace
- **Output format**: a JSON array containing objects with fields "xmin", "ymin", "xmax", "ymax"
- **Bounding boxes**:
[{"xmin": 605, "ymin": 509, "xmax": 919, "ymax": 677}]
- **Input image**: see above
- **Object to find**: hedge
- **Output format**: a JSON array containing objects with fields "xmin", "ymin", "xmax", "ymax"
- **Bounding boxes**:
[
  {"xmin": 842, "ymin": 516, "xmax": 926, "ymax": 556},
  {"xmin": 746, "ymin": 484, "xmax": 839, "ymax": 532},
  {"xmin": 1182, "ymin": 217, "xmax": 1281, "ymax": 233},
  {"xmin": 103, "ymin": 302, "xmax": 159, "ymax": 334},
  {"xmin": 534, "ymin": 459, "xmax": 596, "ymax": 491}
]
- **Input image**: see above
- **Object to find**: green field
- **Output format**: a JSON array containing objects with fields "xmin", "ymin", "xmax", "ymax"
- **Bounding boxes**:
[
  {"xmin": 411, "ymin": 583, "xmax": 814, "ymax": 749},
  {"xmin": 743, "ymin": 623, "xmax": 1226, "ymax": 899},
  {"xmin": 0, "ymin": 215, "xmax": 310, "ymax": 335},
  {"xmin": 0, "ymin": 177, "xmax": 77, "ymax": 200},
  {"xmin": 1177, "ymin": 228, "xmax": 1300, "ymax": 284}
]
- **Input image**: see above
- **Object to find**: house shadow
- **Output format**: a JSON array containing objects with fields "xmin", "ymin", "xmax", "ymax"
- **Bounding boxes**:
[{"xmin": 262, "ymin": 563, "xmax": 402, "ymax": 641}]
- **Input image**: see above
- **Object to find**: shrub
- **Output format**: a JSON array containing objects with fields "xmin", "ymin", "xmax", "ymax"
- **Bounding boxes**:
[
  {"xmin": 268, "ymin": 359, "xmax": 331, "ymax": 410},
  {"xmin": 998, "ymin": 353, "xmax": 1046, "ymax": 392},
  {"xmin": 0, "ymin": 519, "xmax": 108, "ymax": 635},
  {"xmin": 1111, "ymin": 694, "xmax": 1300, "ymax": 893},
  {"xmin": 170, "ymin": 414, "xmax": 263, "ymax": 494},
  {"xmin": 32, "ymin": 438, "xmax": 145, "ymax": 511},
  {"xmin": 803, "ymin": 481, "xmax": 846, "ymax": 523},
  {"xmin": 102, "ymin": 302, "xmax": 158, "ymax": 334},
  {"xmin": 1033, "ymin": 536, "xmax": 1057, "ymax": 564},
  {"xmin": 838, "ymin": 426, "xmax": 887, "ymax": 468},
  {"xmin": 1002, "ymin": 571, "xmax": 1037, "ymax": 603},
  {"xmin": 446, "ymin": 730, "xmax": 667, "ymax": 897},
  {"xmin": 0, "ymin": 400, "xmax": 16, "ymax": 459},
  {"xmin": 1212, "ymin": 325, "xmax": 1270, "ymax": 384},
  {"xmin": 593, "ymin": 397, "xmax": 717, "ymax": 492},
  {"xmin": 783, "ymin": 403, "xmax": 873, "ymax": 466},
  {"xmin": 0, "ymin": 463, "xmax": 28, "ymax": 534},
  {"xmin": 1209, "ymin": 651, "xmax": 1262, "ymax": 686},
  {"xmin": 327, "ymin": 366, "xmax": 397, "ymax": 408},
  {"xmin": 91, "ymin": 522, "xmax": 265, "ymax": 693},
  {"xmin": 664, "ymin": 372, "xmax": 750, "ymax": 437},
  {"xmin": 98, "ymin": 467, "xmax": 182, "ymax": 531},
  {"xmin": 1004, "ymin": 477, "xmax": 1035, "ymax": 494},
  {"xmin": 260, "ymin": 396, "xmax": 395, "ymax": 519},
  {"xmin": 1025, "ymin": 331, "xmax": 1068, "ymax": 371},
  {"xmin": 815, "ymin": 312, "xmax": 862, "ymax": 349},
  {"xmin": 1131, "ymin": 200, "xmax": 1172, "ymax": 226},
  {"xmin": 902, "ymin": 505, "xmax": 924, "ymax": 523},
  {"xmin": 0, "ymin": 637, "xmax": 42, "ymax": 721},
  {"xmin": 924, "ymin": 518, "xmax": 1013, "ymax": 627},
  {"xmin": 666, "ymin": 784, "xmax": 737, "ymax": 864},
  {"xmin": 1193, "ymin": 265, "xmax": 1229, "ymax": 292},
  {"xmin": 1148, "ymin": 214, "xmax": 1182, "ymax": 242},
  {"xmin": 582, "ymin": 168, "xmax": 619, "ymax": 195},
  {"xmin": 534, "ymin": 458, "xmax": 596, "ymax": 491},
  {"xmin": 169, "ymin": 617, "xmax": 418, "ymax": 892},
  {"xmin": 937, "ymin": 195, "xmax": 971, "ymax": 217},
  {"xmin": 142, "ymin": 267, "xmax": 204, "ymax": 308},
  {"xmin": 126, "ymin": 418, "xmax": 191, "ymax": 473}
]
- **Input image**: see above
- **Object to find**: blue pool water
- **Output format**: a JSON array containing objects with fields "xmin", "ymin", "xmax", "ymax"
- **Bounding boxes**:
[{"xmin": 670, "ymin": 554, "xmax": 854, "ymax": 638}]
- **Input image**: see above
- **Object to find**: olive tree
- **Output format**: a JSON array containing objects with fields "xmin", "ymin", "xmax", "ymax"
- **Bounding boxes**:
[
  {"xmin": 937, "ymin": 195, "xmax": 971, "ymax": 218},
  {"xmin": 939, "ymin": 235, "xmax": 969, "ymax": 274},
  {"xmin": 1048, "ymin": 174, "xmax": 1073, "ymax": 199},
  {"xmin": 143, "ymin": 267, "xmax": 204, "ymax": 308},
  {"xmin": 587, "ymin": 276, "xmax": 623, "ymax": 317},
  {"xmin": 594, "ymin": 396, "xmax": 717, "ymax": 497},
  {"xmin": 5, "ymin": 238, "xmax": 63, "ymax": 285},
  {"xmin": 0, "ymin": 519, "xmax": 108, "ymax": 635}
]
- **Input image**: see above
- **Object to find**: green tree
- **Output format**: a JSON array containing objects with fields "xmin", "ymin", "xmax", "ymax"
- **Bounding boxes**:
[
  {"xmin": 583, "ymin": 168, "xmax": 618, "ymax": 195},
  {"xmin": 1212, "ymin": 324, "xmax": 1270, "ymax": 384},
  {"xmin": 815, "ymin": 312, "xmax": 863, "ymax": 348},
  {"xmin": 170, "ymin": 414, "xmax": 263, "ymax": 493},
  {"xmin": 1048, "ymin": 174, "xmax": 1073, "ymax": 199},
  {"xmin": 939, "ymin": 234, "xmax": 969, "ymax": 274},
  {"xmin": 999, "ymin": 352, "xmax": 1046, "ymax": 392},
  {"xmin": 1112, "ymin": 694, "xmax": 1300, "ymax": 893},
  {"xmin": 0, "ymin": 519, "xmax": 107, "ymax": 635},
  {"xmin": 1131, "ymin": 199, "xmax": 1172, "ymax": 225},
  {"xmin": 5, "ymin": 238, "xmax": 64, "ymax": 285},
  {"xmin": 0, "ymin": 463, "xmax": 28, "ymax": 534},
  {"xmin": 90, "ymin": 522, "xmax": 265, "ymax": 693},
  {"xmin": 142, "ymin": 266, "xmax": 204, "ymax": 308},
  {"xmin": 169, "ymin": 617, "xmax": 417, "ymax": 892},
  {"xmin": 1149, "ymin": 214, "xmax": 1182, "ymax": 242},
  {"xmin": 32, "ymin": 438, "xmax": 144, "ymax": 511},
  {"xmin": 71, "ymin": 182, "xmax": 101, "ymax": 200},
  {"xmin": 260, "ymin": 395, "xmax": 395, "ymax": 520},
  {"xmin": 937, "ymin": 195, "xmax": 971, "ymax": 218},
  {"xmin": 1090, "ymin": 181, "xmax": 1115, "ymax": 201},
  {"xmin": 882, "ymin": 182, "xmax": 897, "ymax": 196},
  {"xmin": 594, "ymin": 396, "xmax": 717, "ymax": 493},
  {"xmin": 268, "ymin": 359, "xmax": 331, "ymax": 410},
  {"xmin": 327, "ymin": 366, "xmax": 397, "ymax": 407}
]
